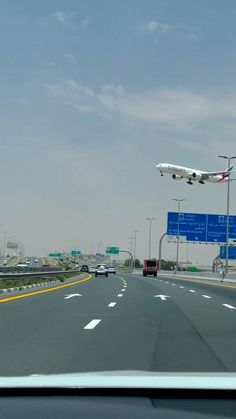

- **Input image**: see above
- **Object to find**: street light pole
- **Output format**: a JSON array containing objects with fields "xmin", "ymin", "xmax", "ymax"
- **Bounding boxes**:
[
  {"xmin": 172, "ymin": 199, "xmax": 186, "ymax": 272},
  {"xmin": 3, "ymin": 231, "xmax": 7, "ymax": 258},
  {"xmin": 133, "ymin": 229, "xmax": 139, "ymax": 268},
  {"xmin": 128, "ymin": 237, "xmax": 134, "ymax": 268},
  {"xmin": 146, "ymin": 218, "xmax": 155, "ymax": 259},
  {"xmin": 218, "ymin": 155, "xmax": 236, "ymax": 273}
]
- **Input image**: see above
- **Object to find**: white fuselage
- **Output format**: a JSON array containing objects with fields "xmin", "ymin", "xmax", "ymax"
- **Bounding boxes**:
[{"xmin": 156, "ymin": 163, "xmax": 229, "ymax": 183}]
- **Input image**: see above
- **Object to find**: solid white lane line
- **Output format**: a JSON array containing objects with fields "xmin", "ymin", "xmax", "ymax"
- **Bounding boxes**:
[
  {"xmin": 202, "ymin": 295, "xmax": 211, "ymax": 299},
  {"xmin": 222, "ymin": 304, "xmax": 236, "ymax": 309},
  {"xmin": 108, "ymin": 302, "xmax": 117, "ymax": 307},
  {"xmin": 179, "ymin": 286, "xmax": 184, "ymax": 289},
  {"xmin": 189, "ymin": 290, "xmax": 196, "ymax": 293},
  {"xmin": 117, "ymin": 294, "xmax": 123, "ymax": 297},
  {"xmin": 84, "ymin": 319, "xmax": 101, "ymax": 329}
]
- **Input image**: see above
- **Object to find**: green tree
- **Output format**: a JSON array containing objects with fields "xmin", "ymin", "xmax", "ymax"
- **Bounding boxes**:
[
  {"xmin": 124, "ymin": 258, "xmax": 131, "ymax": 266},
  {"xmin": 134, "ymin": 258, "xmax": 141, "ymax": 268}
]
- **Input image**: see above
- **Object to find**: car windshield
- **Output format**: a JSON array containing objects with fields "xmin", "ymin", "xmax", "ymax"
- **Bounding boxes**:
[{"xmin": 1, "ymin": 0, "xmax": 236, "ymax": 387}]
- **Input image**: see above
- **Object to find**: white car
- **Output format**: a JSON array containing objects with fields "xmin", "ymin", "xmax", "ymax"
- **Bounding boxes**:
[
  {"xmin": 95, "ymin": 264, "xmax": 108, "ymax": 277},
  {"xmin": 107, "ymin": 266, "xmax": 116, "ymax": 274}
]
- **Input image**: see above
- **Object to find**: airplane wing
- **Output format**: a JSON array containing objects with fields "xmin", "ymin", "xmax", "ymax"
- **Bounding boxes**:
[{"xmin": 200, "ymin": 167, "xmax": 233, "ymax": 180}]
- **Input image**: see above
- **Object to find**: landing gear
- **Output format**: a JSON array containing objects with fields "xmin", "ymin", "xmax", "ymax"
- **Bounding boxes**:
[
  {"xmin": 160, "ymin": 171, "xmax": 163, "ymax": 176},
  {"xmin": 199, "ymin": 180, "xmax": 205, "ymax": 184},
  {"xmin": 187, "ymin": 180, "xmax": 193, "ymax": 185}
]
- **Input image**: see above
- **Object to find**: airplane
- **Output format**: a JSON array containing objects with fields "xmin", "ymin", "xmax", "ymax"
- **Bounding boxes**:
[{"xmin": 155, "ymin": 163, "xmax": 233, "ymax": 185}]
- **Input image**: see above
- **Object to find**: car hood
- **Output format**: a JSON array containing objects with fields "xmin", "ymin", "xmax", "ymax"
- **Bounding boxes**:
[{"xmin": 1, "ymin": 371, "xmax": 236, "ymax": 389}]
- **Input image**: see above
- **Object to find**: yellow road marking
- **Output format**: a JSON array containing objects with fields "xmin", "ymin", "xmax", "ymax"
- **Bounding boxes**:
[
  {"xmin": 0, "ymin": 274, "xmax": 92, "ymax": 303},
  {"xmin": 160, "ymin": 275, "xmax": 236, "ymax": 290}
]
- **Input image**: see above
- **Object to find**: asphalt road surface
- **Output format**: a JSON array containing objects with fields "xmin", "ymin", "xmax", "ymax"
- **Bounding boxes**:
[{"xmin": 1, "ymin": 272, "xmax": 236, "ymax": 376}]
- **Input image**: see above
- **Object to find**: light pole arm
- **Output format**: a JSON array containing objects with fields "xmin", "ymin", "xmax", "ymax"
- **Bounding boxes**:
[
  {"xmin": 119, "ymin": 250, "xmax": 134, "ymax": 270},
  {"xmin": 158, "ymin": 232, "xmax": 167, "ymax": 270}
]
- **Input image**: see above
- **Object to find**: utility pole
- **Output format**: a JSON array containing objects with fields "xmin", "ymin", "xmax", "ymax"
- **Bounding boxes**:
[
  {"xmin": 133, "ymin": 229, "xmax": 139, "ymax": 268},
  {"xmin": 218, "ymin": 155, "xmax": 236, "ymax": 273},
  {"xmin": 172, "ymin": 199, "xmax": 186, "ymax": 272},
  {"xmin": 146, "ymin": 218, "xmax": 155, "ymax": 258}
]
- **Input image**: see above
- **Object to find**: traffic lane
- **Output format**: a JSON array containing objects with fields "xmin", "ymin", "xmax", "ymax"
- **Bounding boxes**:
[
  {"xmin": 0, "ymin": 272, "xmax": 234, "ymax": 376},
  {"xmin": 138, "ymin": 275, "xmax": 236, "ymax": 371},
  {"xmin": 156, "ymin": 274, "xmax": 236, "ymax": 307},
  {"xmin": 0, "ymin": 274, "xmax": 125, "ymax": 376},
  {"xmin": 0, "ymin": 272, "xmax": 124, "ymax": 302},
  {"xmin": 61, "ymin": 273, "xmax": 228, "ymax": 374}
]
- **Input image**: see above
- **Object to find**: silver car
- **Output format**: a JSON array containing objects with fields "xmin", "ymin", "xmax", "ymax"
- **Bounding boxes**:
[
  {"xmin": 95, "ymin": 264, "xmax": 108, "ymax": 277},
  {"xmin": 107, "ymin": 266, "xmax": 116, "ymax": 274},
  {"xmin": 89, "ymin": 266, "xmax": 97, "ymax": 273}
]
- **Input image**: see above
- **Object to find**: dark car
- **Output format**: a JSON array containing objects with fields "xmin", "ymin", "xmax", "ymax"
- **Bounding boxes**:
[{"xmin": 80, "ymin": 264, "xmax": 89, "ymax": 272}]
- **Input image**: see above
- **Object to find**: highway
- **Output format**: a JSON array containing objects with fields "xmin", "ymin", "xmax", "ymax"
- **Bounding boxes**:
[{"xmin": 1, "ymin": 272, "xmax": 236, "ymax": 376}]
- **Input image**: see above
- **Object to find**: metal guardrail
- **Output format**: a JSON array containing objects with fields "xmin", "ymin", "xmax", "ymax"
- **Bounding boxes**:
[
  {"xmin": 0, "ymin": 266, "xmax": 62, "ymax": 273},
  {"xmin": 0, "ymin": 269, "xmax": 79, "ymax": 280}
]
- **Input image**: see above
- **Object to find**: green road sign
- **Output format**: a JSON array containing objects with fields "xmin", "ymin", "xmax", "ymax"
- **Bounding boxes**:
[
  {"xmin": 49, "ymin": 253, "xmax": 63, "ymax": 257},
  {"xmin": 71, "ymin": 250, "xmax": 81, "ymax": 256},
  {"xmin": 106, "ymin": 246, "xmax": 119, "ymax": 254}
]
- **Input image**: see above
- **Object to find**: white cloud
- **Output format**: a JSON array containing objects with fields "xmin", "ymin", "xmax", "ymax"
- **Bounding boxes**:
[
  {"xmin": 47, "ymin": 80, "xmax": 236, "ymax": 131},
  {"xmin": 146, "ymin": 20, "xmax": 175, "ymax": 34},
  {"xmin": 81, "ymin": 16, "xmax": 89, "ymax": 30},
  {"xmin": 48, "ymin": 81, "xmax": 97, "ymax": 113},
  {"xmin": 64, "ymin": 53, "xmax": 75, "ymax": 61},
  {"xmin": 53, "ymin": 11, "xmax": 68, "ymax": 24}
]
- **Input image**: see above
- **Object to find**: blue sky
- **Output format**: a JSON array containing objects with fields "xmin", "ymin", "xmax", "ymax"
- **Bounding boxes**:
[{"xmin": 1, "ymin": 0, "xmax": 236, "ymax": 263}]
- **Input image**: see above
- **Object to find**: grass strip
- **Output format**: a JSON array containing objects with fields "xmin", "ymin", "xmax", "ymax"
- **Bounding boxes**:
[{"xmin": 0, "ymin": 272, "xmax": 80, "ymax": 290}]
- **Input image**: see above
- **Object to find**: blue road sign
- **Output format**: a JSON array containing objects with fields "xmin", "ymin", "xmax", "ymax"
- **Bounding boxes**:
[
  {"xmin": 220, "ymin": 246, "xmax": 236, "ymax": 260},
  {"xmin": 207, "ymin": 215, "xmax": 236, "ymax": 242},
  {"xmin": 167, "ymin": 212, "xmax": 236, "ymax": 243}
]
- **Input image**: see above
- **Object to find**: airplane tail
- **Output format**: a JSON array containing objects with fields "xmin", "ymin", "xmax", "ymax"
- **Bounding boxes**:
[{"xmin": 225, "ymin": 165, "xmax": 233, "ymax": 173}]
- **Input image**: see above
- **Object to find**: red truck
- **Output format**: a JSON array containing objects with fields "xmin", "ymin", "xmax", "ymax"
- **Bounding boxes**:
[{"xmin": 143, "ymin": 259, "xmax": 158, "ymax": 277}]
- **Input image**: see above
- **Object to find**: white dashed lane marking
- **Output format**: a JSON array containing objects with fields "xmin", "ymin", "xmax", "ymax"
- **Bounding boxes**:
[
  {"xmin": 108, "ymin": 302, "xmax": 117, "ymax": 307},
  {"xmin": 158, "ymin": 278, "xmax": 236, "ymax": 311},
  {"xmin": 121, "ymin": 288, "xmax": 126, "ymax": 291},
  {"xmin": 117, "ymin": 294, "xmax": 123, "ymax": 297},
  {"xmin": 222, "ymin": 304, "xmax": 236, "ymax": 310},
  {"xmin": 84, "ymin": 319, "xmax": 101, "ymax": 330}
]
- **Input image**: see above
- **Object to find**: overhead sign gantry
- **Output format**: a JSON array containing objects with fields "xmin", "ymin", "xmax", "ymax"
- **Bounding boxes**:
[{"xmin": 167, "ymin": 212, "xmax": 236, "ymax": 243}]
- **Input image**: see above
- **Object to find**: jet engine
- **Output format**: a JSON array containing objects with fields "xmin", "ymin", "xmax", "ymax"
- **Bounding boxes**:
[{"xmin": 172, "ymin": 174, "xmax": 182, "ymax": 180}]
